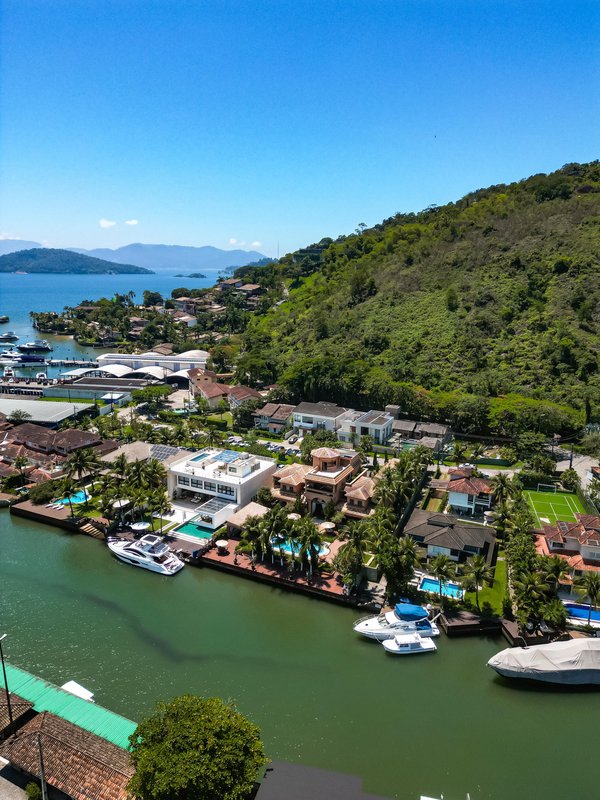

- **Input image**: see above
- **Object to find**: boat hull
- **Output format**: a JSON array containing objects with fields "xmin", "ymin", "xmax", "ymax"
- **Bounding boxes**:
[
  {"xmin": 107, "ymin": 541, "xmax": 184, "ymax": 575},
  {"xmin": 490, "ymin": 665, "xmax": 600, "ymax": 685},
  {"xmin": 354, "ymin": 621, "xmax": 440, "ymax": 640}
]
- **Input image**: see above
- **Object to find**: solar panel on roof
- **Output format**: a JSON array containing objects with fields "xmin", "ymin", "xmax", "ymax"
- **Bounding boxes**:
[{"xmin": 150, "ymin": 444, "xmax": 181, "ymax": 461}]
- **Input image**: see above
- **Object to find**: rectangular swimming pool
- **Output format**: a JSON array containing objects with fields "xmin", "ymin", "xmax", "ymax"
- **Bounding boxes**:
[
  {"xmin": 418, "ymin": 576, "xmax": 465, "ymax": 599},
  {"xmin": 173, "ymin": 521, "xmax": 214, "ymax": 539},
  {"xmin": 564, "ymin": 602, "xmax": 600, "ymax": 623}
]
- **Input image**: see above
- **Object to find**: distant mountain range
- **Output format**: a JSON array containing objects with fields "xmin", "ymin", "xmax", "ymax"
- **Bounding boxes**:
[
  {"xmin": 71, "ymin": 243, "xmax": 267, "ymax": 272},
  {"xmin": 0, "ymin": 240, "xmax": 267, "ymax": 273},
  {"xmin": 0, "ymin": 248, "xmax": 152, "ymax": 274}
]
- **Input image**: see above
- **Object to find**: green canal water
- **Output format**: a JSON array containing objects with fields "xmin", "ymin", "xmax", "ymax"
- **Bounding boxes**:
[{"xmin": 1, "ymin": 509, "xmax": 596, "ymax": 800}]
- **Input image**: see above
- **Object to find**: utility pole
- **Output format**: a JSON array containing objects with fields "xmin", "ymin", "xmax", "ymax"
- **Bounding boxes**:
[
  {"xmin": 569, "ymin": 441, "xmax": 574, "ymax": 470},
  {"xmin": 37, "ymin": 733, "xmax": 48, "ymax": 800},
  {"xmin": 0, "ymin": 634, "xmax": 13, "ymax": 732}
]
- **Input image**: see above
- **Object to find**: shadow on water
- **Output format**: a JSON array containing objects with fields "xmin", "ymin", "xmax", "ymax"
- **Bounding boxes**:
[{"xmin": 491, "ymin": 674, "xmax": 600, "ymax": 693}]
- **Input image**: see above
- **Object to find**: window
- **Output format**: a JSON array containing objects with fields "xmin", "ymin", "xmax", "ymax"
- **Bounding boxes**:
[
  {"xmin": 204, "ymin": 481, "xmax": 216, "ymax": 492},
  {"xmin": 191, "ymin": 479, "xmax": 202, "ymax": 489},
  {"xmin": 178, "ymin": 476, "xmax": 190, "ymax": 486},
  {"xmin": 218, "ymin": 484, "xmax": 235, "ymax": 497}
]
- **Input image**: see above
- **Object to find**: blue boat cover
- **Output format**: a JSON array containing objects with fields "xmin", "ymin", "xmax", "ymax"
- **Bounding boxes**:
[{"xmin": 394, "ymin": 603, "xmax": 428, "ymax": 621}]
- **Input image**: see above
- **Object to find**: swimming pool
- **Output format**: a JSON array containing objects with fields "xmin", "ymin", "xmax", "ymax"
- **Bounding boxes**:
[
  {"xmin": 191, "ymin": 453, "xmax": 210, "ymax": 463},
  {"xmin": 59, "ymin": 490, "xmax": 89, "ymax": 505},
  {"xmin": 173, "ymin": 521, "xmax": 214, "ymax": 539},
  {"xmin": 418, "ymin": 576, "xmax": 465, "ymax": 599},
  {"xmin": 271, "ymin": 538, "xmax": 330, "ymax": 557},
  {"xmin": 564, "ymin": 602, "xmax": 600, "ymax": 625}
]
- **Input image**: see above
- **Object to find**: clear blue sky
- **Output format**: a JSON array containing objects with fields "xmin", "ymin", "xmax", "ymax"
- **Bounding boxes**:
[{"xmin": 1, "ymin": 0, "xmax": 598, "ymax": 256}]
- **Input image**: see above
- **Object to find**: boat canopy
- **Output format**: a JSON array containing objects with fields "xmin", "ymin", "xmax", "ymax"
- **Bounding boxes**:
[
  {"xmin": 394, "ymin": 603, "xmax": 428, "ymax": 621},
  {"xmin": 488, "ymin": 639, "xmax": 600, "ymax": 682}
]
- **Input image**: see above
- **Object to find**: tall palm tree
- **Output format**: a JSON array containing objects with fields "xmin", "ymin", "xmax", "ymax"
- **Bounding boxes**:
[
  {"xmin": 295, "ymin": 517, "xmax": 323, "ymax": 575},
  {"xmin": 13, "ymin": 456, "xmax": 29, "ymax": 488},
  {"xmin": 451, "ymin": 442, "xmax": 467, "ymax": 465},
  {"xmin": 241, "ymin": 515, "xmax": 264, "ymax": 560},
  {"xmin": 397, "ymin": 536, "xmax": 421, "ymax": 577},
  {"xmin": 59, "ymin": 477, "xmax": 78, "ymax": 518},
  {"xmin": 512, "ymin": 571, "xmax": 549, "ymax": 619},
  {"xmin": 149, "ymin": 491, "xmax": 171, "ymax": 533},
  {"xmin": 143, "ymin": 459, "xmax": 167, "ymax": 490},
  {"xmin": 462, "ymin": 554, "xmax": 493, "ymax": 611},
  {"xmin": 430, "ymin": 554, "xmax": 454, "ymax": 602},
  {"xmin": 373, "ymin": 468, "xmax": 397, "ymax": 509},
  {"xmin": 110, "ymin": 454, "xmax": 130, "ymax": 483},
  {"xmin": 64, "ymin": 447, "xmax": 100, "ymax": 506},
  {"xmin": 490, "ymin": 472, "xmax": 517, "ymax": 505},
  {"xmin": 470, "ymin": 443, "xmax": 486, "ymax": 463},
  {"xmin": 7, "ymin": 409, "xmax": 32, "ymax": 425},
  {"xmin": 544, "ymin": 556, "xmax": 570, "ymax": 596},
  {"xmin": 575, "ymin": 572, "xmax": 600, "ymax": 626}
]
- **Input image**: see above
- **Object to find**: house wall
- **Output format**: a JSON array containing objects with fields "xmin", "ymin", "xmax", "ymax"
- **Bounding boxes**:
[{"xmin": 448, "ymin": 491, "xmax": 474, "ymax": 511}]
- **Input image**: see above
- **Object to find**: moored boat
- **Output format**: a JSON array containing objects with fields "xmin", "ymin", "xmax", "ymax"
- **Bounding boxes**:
[
  {"xmin": 0, "ymin": 350, "xmax": 46, "ymax": 365},
  {"xmin": 107, "ymin": 533, "xmax": 184, "ymax": 575},
  {"xmin": 17, "ymin": 339, "xmax": 53, "ymax": 352},
  {"xmin": 0, "ymin": 331, "xmax": 18, "ymax": 342},
  {"xmin": 381, "ymin": 632, "xmax": 437, "ymax": 655},
  {"xmin": 354, "ymin": 602, "xmax": 440, "ymax": 640},
  {"xmin": 0, "ymin": 316, "xmax": 9, "ymax": 324},
  {"xmin": 487, "ymin": 638, "xmax": 600, "ymax": 685}
]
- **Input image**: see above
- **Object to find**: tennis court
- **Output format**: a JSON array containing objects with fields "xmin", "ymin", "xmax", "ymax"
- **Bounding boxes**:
[{"xmin": 525, "ymin": 489, "xmax": 586, "ymax": 527}]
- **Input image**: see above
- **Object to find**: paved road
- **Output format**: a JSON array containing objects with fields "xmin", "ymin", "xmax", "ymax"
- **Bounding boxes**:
[{"xmin": 556, "ymin": 454, "xmax": 599, "ymax": 489}]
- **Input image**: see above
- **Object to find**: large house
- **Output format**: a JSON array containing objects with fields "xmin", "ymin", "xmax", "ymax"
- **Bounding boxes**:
[
  {"xmin": 403, "ymin": 509, "xmax": 496, "ymax": 564},
  {"xmin": 291, "ymin": 402, "xmax": 348, "ymax": 434},
  {"xmin": 168, "ymin": 448, "xmax": 277, "ymax": 530},
  {"xmin": 228, "ymin": 384, "xmax": 261, "ymax": 409},
  {"xmin": 342, "ymin": 475, "xmax": 377, "ymax": 519},
  {"xmin": 447, "ymin": 468, "xmax": 494, "ymax": 515},
  {"xmin": 337, "ymin": 409, "xmax": 394, "ymax": 446},
  {"xmin": 535, "ymin": 514, "xmax": 600, "ymax": 592},
  {"xmin": 253, "ymin": 403, "xmax": 295, "ymax": 434}
]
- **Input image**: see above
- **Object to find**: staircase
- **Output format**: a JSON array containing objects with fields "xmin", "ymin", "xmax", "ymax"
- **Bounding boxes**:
[{"xmin": 78, "ymin": 519, "xmax": 107, "ymax": 539}]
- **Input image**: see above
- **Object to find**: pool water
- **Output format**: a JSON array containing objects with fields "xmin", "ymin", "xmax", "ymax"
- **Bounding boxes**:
[
  {"xmin": 271, "ymin": 538, "xmax": 330, "ymax": 557},
  {"xmin": 564, "ymin": 602, "xmax": 600, "ymax": 622},
  {"xmin": 191, "ymin": 453, "xmax": 210, "ymax": 462},
  {"xmin": 419, "ymin": 576, "xmax": 464, "ymax": 599},
  {"xmin": 59, "ymin": 490, "xmax": 89, "ymax": 505},
  {"xmin": 173, "ymin": 522, "xmax": 214, "ymax": 539}
]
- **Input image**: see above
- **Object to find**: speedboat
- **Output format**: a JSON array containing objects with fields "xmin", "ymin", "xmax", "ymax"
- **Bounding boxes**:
[
  {"xmin": 0, "ymin": 316, "xmax": 9, "ymax": 324},
  {"xmin": 0, "ymin": 331, "xmax": 18, "ymax": 342},
  {"xmin": 3, "ymin": 366, "xmax": 14, "ymax": 378},
  {"xmin": 487, "ymin": 638, "xmax": 600, "ymax": 685},
  {"xmin": 381, "ymin": 632, "xmax": 437, "ymax": 655},
  {"xmin": 107, "ymin": 533, "xmax": 184, "ymax": 575},
  {"xmin": 0, "ymin": 350, "xmax": 46, "ymax": 365},
  {"xmin": 18, "ymin": 339, "xmax": 53, "ymax": 352},
  {"xmin": 354, "ymin": 602, "xmax": 440, "ymax": 640}
]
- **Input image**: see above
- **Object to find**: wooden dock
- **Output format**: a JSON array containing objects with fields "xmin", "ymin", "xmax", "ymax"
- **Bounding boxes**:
[{"xmin": 440, "ymin": 610, "xmax": 502, "ymax": 637}]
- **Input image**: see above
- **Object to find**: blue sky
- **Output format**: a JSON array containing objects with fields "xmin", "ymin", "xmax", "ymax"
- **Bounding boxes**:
[{"xmin": 1, "ymin": 0, "xmax": 598, "ymax": 256}]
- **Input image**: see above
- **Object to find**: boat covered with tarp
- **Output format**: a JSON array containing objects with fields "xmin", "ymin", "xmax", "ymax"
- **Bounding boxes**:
[{"xmin": 488, "ymin": 638, "xmax": 600, "ymax": 685}]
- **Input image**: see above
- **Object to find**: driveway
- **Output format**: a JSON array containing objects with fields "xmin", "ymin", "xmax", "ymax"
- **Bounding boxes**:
[{"xmin": 556, "ymin": 454, "xmax": 599, "ymax": 488}]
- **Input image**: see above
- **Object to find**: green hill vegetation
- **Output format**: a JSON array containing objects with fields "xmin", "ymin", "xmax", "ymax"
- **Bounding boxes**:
[
  {"xmin": 0, "ymin": 248, "xmax": 153, "ymax": 274},
  {"xmin": 238, "ymin": 162, "xmax": 600, "ymax": 436}
]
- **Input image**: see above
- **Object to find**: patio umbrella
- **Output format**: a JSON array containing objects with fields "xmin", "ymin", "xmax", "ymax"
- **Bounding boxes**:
[
  {"xmin": 112, "ymin": 499, "xmax": 130, "ymax": 509},
  {"xmin": 131, "ymin": 521, "xmax": 151, "ymax": 531},
  {"xmin": 287, "ymin": 512, "xmax": 301, "ymax": 521},
  {"xmin": 318, "ymin": 521, "xmax": 335, "ymax": 533}
]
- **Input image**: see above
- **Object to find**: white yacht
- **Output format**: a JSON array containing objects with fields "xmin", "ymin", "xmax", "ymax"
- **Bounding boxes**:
[
  {"xmin": 107, "ymin": 534, "xmax": 184, "ymax": 575},
  {"xmin": 488, "ymin": 638, "xmax": 600, "ymax": 685},
  {"xmin": 0, "ymin": 331, "xmax": 18, "ymax": 342},
  {"xmin": 354, "ymin": 603, "xmax": 440, "ymax": 641},
  {"xmin": 381, "ymin": 632, "xmax": 437, "ymax": 655},
  {"xmin": 18, "ymin": 339, "xmax": 53, "ymax": 352}
]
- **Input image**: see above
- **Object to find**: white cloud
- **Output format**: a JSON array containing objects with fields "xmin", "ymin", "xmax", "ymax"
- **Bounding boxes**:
[
  {"xmin": 228, "ymin": 237, "xmax": 237, "ymax": 245},
  {"xmin": 125, "ymin": 219, "xmax": 139, "ymax": 226},
  {"xmin": 251, "ymin": 241, "xmax": 262, "ymax": 248},
  {"xmin": 0, "ymin": 233, "xmax": 22, "ymax": 240},
  {"xmin": 99, "ymin": 218, "xmax": 117, "ymax": 229}
]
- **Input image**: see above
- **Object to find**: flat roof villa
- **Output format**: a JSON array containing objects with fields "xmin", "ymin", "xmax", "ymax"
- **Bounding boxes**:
[
  {"xmin": 167, "ymin": 448, "xmax": 277, "ymax": 531},
  {"xmin": 292, "ymin": 401, "xmax": 349, "ymax": 433}
]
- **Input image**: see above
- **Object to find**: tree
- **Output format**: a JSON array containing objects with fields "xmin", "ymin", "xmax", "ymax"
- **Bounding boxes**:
[
  {"xmin": 575, "ymin": 572, "xmax": 600, "ymax": 626},
  {"xmin": 58, "ymin": 477, "xmax": 78, "ymax": 518},
  {"xmin": 490, "ymin": 472, "xmax": 517, "ymax": 505},
  {"xmin": 294, "ymin": 517, "xmax": 323, "ymax": 574},
  {"xmin": 462, "ymin": 554, "xmax": 493, "ymax": 611},
  {"xmin": 143, "ymin": 290, "xmax": 163, "ymax": 307},
  {"xmin": 430, "ymin": 554, "xmax": 454, "ymax": 603},
  {"xmin": 543, "ymin": 555, "xmax": 570, "ymax": 595},
  {"xmin": 451, "ymin": 442, "xmax": 467, "ymax": 465},
  {"xmin": 128, "ymin": 695, "xmax": 266, "ymax": 800},
  {"xmin": 13, "ymin": 455, "xmax": 29, "ymax": 487},
  {"xmin": 560, "ymin": 468, "xmax": 580, "ymax": 492},
  {"xmin": 7, "ymin": 409, "xmax": 32, "ymax": 425},
  {"xmin": 255, "ymin": 487, "xmax": 274, "ymax": 508}
]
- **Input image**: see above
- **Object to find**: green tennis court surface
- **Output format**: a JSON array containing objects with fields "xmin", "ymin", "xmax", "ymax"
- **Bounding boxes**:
[{"xmin": 525, "ymin": 489, "xmax": 586, "ymax": 527}]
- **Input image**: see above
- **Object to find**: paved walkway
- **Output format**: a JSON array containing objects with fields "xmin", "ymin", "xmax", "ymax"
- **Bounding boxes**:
[{"xmin": 0, "ymin": 761, "xmax": 27, "ymax": 800}]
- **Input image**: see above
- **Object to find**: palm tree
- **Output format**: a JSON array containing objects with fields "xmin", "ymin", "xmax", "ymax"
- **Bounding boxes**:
[
  {"xmin": 143, "ymin": 459, "xmax": 167, "ymax": 490},
  {"xmin": 64, "ymin": 447, "xmax": 100, "ymax": 505},
  {"xmin": 7, "ymin": 409, "xmax": 32, "ymax": 425},
  {"xmin": 241, "ymin": 515, "xmax": 264, "ymax": 560},
  {"xmin": 373, "ymin": 468, "xmax": 397, "ymax": 509},
  {"xmin": 470, "ymin": 443, "xmax": 486, "ymax": 463},
  {"xmin": 430, "ymin": 554, "xmax": 454, "ymax": 602},
  {"xmin": 451, "ymin": 442, "xmax": 467, "ymax": 465},
  {"xmin": 110, "ymin": 454, "xmax": 130, "ymax": 483},
  {"xmin": 295, "ymin": 517, "xmax": 323, "ymax": 575},
  {"xmin": 203, "ymin": 428, "xmax": 225, "ymax": 449},
  {"xmin": 397, "ymin": 536, "xmax": 421, "ymax": 577},
  {"xmin": 512, "ymin": 571, "xmax": 549, "ymax": 619},
  {"xmin": 544, "ymin": 556, "xmax": 570, "ymax": 596},
  {"xmin": 13, "ymin": 456, "xmax": 29, "ymax": 487},
  {"xmin": 59, "ymin": 477, "xmax": 78, "ymax": 518},
  {"xmin": 490, "ymin": 472, "xmax": 517, "ymax": 505},
  {"xmin": 462, "ymin": 554, "xmax": 493, "ymax": 611},
  {"xmin": 149, "ymin": 491, "xmax": 171, "ymax": 533},
  {"xmin": 575, "ymin": 572, "xmax": 600, "ymax": 626}
]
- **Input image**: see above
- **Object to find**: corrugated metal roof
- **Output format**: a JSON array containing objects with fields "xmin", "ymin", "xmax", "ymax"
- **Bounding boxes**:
[{"xmin": 5, "ymin": 664, "xmax": 136, "ymax": 749}]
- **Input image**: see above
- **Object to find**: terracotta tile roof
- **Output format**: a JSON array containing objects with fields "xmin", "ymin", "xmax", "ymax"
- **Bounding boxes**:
[
  {"xmin": 227, "ymin": 502, "xmax": 269, "ymax": 529},
  {"xmin": 534, "ymin": 535, "xmax": 600, "ymax": 575},
  {"xmin": 0, "ymin": 712, "xmax": 133, "ymax": 800},
  {"xmin": 199, "ymin": 382, "xmax": 231, "ymax": 399},
  {"xmin": 448, "ymin": 467, "xmax": 474, "ymax": 479},
  {"xmin": 229, "ymin": 385, "xmax": 261, "ymax": 402},
  {"xmin": 0, "ymin": 689, "xmax": 34, "ymax": 735},
  {"xmin": 311, "ymin": 447, "xmax": 342, "ymax": 459},
  {"xmin": 541, "ymin": 514, "xmax": 600, "ymax": 547},
  {"xmin": 254, "ymin": 403, "xmax": 295, "ymax": 422},
  {"xmin": 345, "ymin": 475, "xmax": 375, "ymax": 502},
  {"xmin": 274, "ymin": 464, "xmax": 311, "ymax": 487},
  {"xmin": 0, "ymin": 461, "xmax": 18, "ymax": 478},
  {"xmin": 447, "ymin": 477, "xmax": 492, "ymax": 495}
]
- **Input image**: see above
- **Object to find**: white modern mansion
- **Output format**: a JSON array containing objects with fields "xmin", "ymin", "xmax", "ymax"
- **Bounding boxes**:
[{"xmin": 167, "ymin": 448, "xmax": 277, "ymax": 529}]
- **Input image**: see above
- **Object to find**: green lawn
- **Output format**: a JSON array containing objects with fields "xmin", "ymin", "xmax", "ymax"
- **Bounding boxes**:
[
  {"xmin": 465, "ymin": 555, "xmax": 507, "ymax": 615},
  {"xmin": 524, "ymin": 489, "xmax": 585, "ymax": 527},
  {"xmin": 206, "ymin": 412, "xmax": 233, "ymax": 428}
]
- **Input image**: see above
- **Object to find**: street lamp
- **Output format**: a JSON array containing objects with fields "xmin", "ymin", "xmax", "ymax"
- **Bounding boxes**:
[{"xmin": 0, "ymin": 634, "xmax": 13, "ymax": 730}]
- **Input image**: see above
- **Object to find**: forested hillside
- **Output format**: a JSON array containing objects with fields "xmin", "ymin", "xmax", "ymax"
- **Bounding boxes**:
[
  {"xmin": 238, "ymin": 162, "xmax": 600, "ymax": 436},
  {"xmin": 0, "ymin": 248, "xmax": 152, "ymax": 274}
]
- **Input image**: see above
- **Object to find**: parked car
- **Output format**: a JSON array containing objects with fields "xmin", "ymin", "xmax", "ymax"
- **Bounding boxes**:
[{"xmin": 289, "ymin": 435, "xmax": 298, "ymax": 444}]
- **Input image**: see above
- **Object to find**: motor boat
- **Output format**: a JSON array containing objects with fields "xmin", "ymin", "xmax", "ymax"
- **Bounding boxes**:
[
  {"xmin": 0, "ymin": 350, "xmax": 46, "ymax": 365},
  {"xmin": 107, "ymin": 533, "xmax": 184, "ymax": 575},
  {"xmin": 487, "ymin": 638, "xmax": 600, "ymax": 685},
  {"xmin": 0, "ymin": 331, "xmax": 18, "ymax": 342},
  {"xmin": 0, "ymin": 316, "xmax": 9, "ymax": 324},
  {"xmin": 381, "ymin": 632, "xmax": 437, "ymax": 655},
  {"xmin": 354, "ymin": 602, "xmax": 440, "ymax": 640},
  {"xmin": 17, "ymin": 339, "xmax": 53, "ymax": 352},
  {"xmin": 36, "ymin": 372, "xmax": 48, "ymax": 381},
  {"xmin": 3, "ymin": 366, "xmax": 14, "ymax": 378}
]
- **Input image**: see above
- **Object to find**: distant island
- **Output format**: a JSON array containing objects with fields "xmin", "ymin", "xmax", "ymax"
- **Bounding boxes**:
[
  {"xmin": 174, "ymin": 272, "xmax": 207, "ymax": 279},
  {"xmin": 70, "ymin": 243, "xmax": 267, "ymax": 272},
  {"xmin": 0, "ymin": 248, "xmax": 153, "ymax": 274}
]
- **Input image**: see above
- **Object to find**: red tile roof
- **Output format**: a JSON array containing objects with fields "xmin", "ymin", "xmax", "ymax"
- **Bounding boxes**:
[
  {"xmin": 447, "ymin": 477, "xmax": 492, "ymax": 495},
  {"xmin": 541, "ymin": 514, "xmax": 600, "ymax": 547}
]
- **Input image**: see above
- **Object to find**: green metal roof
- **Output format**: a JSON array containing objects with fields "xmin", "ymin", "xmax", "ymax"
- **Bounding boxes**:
[{"xmin": 5, "ymin": 664, "xmax": 137, "ymax": 749}]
